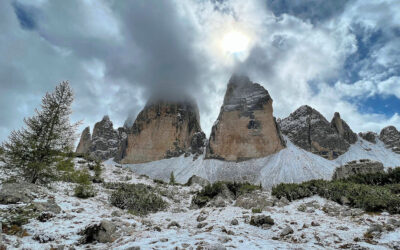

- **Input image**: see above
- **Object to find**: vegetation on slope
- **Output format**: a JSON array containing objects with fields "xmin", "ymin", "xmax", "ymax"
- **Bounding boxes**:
[
  {"xmin": 272, "ymin": 168, "xmax": 400, "ymax": 214},
  {"xmin": 192, "ymin": 181, "xmax": 262, "ymax": 208}
]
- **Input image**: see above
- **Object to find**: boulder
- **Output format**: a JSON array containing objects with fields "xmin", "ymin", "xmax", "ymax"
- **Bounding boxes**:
[
  {"xmin": 332, "ymin": 159, "xmax": 384, "ymax": 180},
  {"xmin": 75, "ymin": 126, "xmax": 91, "ymax": 154},
  {"xmin": 249, "ymin": 215, "xmax": 274, "ymax": 228},
  {"xmin": 359, "ymin": 132, "xmax": 377, "ymax": 144},
  {"xmin": 380, "ymin": 126, "xmax": 400, "ymax": 154},
  {"xmin": 79, "ymin": 220, "xmax": 118, "ymax": 244},
  {"xmin": 120, "ymin": 98, "xmax": 204, "ymax": 164},
  {"xmin": 185, "ymin": 175, "xmax": 210, "ymax": 188},
  {"xmin": 280, "ymin": 226, "xmax": 294, "ymax": 237},
  {"xmin": 234, "ymin": 191, "xmax": 273, "ymax": 210},
  {"xmin": 280, "ymin": 106, "xmax": 351, "ymax": 159},
  {"xmin": 206, "ymin": 75, "xmax": 285, "ymax": 161},
  {"xmin": 0, "ymin": 182, "xmax": 40, "ymax": 204}
]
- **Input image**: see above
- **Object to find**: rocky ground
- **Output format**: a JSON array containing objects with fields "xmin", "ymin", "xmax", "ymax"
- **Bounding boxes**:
[{"xmin": 1, "ymin": 160, "xmax": 400, "ymax": 250}]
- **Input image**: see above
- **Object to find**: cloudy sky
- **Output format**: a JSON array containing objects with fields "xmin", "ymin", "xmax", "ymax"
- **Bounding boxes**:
[{"xmin": 1, "ymin": 0, "xmax": 400, "ymax": 143}]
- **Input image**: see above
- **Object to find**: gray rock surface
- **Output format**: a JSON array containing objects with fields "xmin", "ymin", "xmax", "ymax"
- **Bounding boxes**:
[
  {"xmin": 279, "ymin": 106, "xmax": 351, "ymax": 159},
  {"xmin": 0, "ymin": 182, "xmax": 40, "ymax": 204},
  {"xmin": 185, "ymin": 175, "xmax": 210, "ymax": 187},
  {"xmin": 380, "ymin": 126, "xmax": 400, "ymax": 154},
  {"xmin": 79, "ymin": 220, "xmax": 118, "ymax": 244},
  {"xmin": 359, "ymin": 131, "xmax": 377, "ymax": 144},
  {"xmin": 76, "ymin": 116, "xmax": 127, "ymax": 161},
  {"xmin": 75, "ymin": 127, "xmax": 91, "ymax": 154},
  {"xmin": 249, "ymin": 215, "xmax": 274, "ymax": 228},
  {"xmin": 280, "ymin": 226, "xmax": 294, "ymax": 237},
  {"xmin": 330, "ymin": 112, "xmax": 357, "ymax": 144},
  {"xmin": 332, "ymin": 159, "xmax": 384, "ymax": 180}
]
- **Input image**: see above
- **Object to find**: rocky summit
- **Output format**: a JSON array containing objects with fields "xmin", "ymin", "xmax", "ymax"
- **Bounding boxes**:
[
  {"xmin": 331, "ymin": 112, "xmax": 357, "ymax": 144},
  {"xmin": 75, "ymin": 116, "xmax": 127, "ymax": 161},
  {"xmin": 206, "ymin": 75, "xmax": 285, "ymax": 161},
  {"xmin": 380, "ymin": 126, "xmax": 400, "ymax": 154},
  {"xmin": 119, "ymin": 98, "xmax": 205, "ymax": 164},
  {"xmin": 279, "ymin": 106, "xmax": 355, "ymax": 159}
]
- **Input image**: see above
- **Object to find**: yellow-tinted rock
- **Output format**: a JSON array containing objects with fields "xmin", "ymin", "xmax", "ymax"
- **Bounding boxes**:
[
  {"xmin": 206, "ymin": 75, "xmax": 285, "ymax": 161},
  {"xmin": 120, "ymin": 100, "xmax": 204, "ymax": 164}
]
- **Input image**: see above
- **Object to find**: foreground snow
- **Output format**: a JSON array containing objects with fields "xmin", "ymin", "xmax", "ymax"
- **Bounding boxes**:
[
  {"xmin": 1, "ymin": 162, "xmax": 400, "ymax": 249},
  {"xmin": 120, "ymin": 136, "xmax": 400, "ymax": 188}
]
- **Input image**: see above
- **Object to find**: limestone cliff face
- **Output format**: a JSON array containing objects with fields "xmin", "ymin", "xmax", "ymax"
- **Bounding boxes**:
[
  {"xmin": 120, "ymin": 99, "xmax": 205, "ymax": 164},
  {"xmin": 206, "ymin": 75, "xmax": 285, "ymax": 162},
  {"xmin": 76, "ymin": 126, "xmax": 91, "ymax": 154}
]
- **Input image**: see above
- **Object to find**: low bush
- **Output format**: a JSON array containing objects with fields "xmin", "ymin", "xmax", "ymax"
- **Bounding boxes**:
[
  {"xmin": 73, "ymin": 170, "xmax": 96, "ymax": 199},
  {"xmin": 109, "ymin": 183, "xmax": 167, "ymax": 215},
  {"xmin": 74, "ymin": 184, "xmax": 96, "ymax": 199},
  {"xmin": 272, "ymin": 179, "xmax": 328, "ymax": 201},
  {"xmin": 251, "ymin": 208, "xmax": 262, "ymax": 213},
  {"xmin": 272, "ymin": 176, "xmax": 400, "ymax": 214},
  {"xmin": 192, "ymin": 181, "xmax": 262, "ymax": 208},
  {"xmin": 56, "ymin": 158, "xmax": 75, "ymax": 172},
  {"xmin": 343, "ymin": 167, "xmax": 400, "ymax": 186}
]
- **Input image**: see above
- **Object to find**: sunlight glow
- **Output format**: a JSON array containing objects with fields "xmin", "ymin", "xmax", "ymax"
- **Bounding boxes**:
[{"xmin": 221, "ymin": 31, "xmax": 250, "ymax": 54}]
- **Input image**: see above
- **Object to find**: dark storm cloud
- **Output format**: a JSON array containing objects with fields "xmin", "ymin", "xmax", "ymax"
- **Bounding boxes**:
[
  {"xmin": 0, "ymin": 0, "xmax": 207, "ymax": 142},
  {"xmin": 108, "ymin": 1, "xmax": 204, "ymax": 101},
  {"xmin": 1, "ymin": 0, "xmax": 400, "ymax": 143}
]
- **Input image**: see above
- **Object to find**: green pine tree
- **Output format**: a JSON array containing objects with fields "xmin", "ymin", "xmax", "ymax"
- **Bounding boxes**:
[
  {"xmin": 2, "ymin": 81, "xmax": 79, "ymax": 183},
  {"xmin": 170, "ymin": 171, "xmax": 176, "ymax": 185}
]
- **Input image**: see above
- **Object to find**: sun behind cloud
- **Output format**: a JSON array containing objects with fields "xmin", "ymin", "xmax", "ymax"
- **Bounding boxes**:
[{"xmin": 221, "ymin": 31, "xmax": 250, "ymax": 54}]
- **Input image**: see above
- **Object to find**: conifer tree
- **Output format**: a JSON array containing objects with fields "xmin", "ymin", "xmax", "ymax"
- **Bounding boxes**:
[
  {"xmin": 2, "ymin": 81, "xmax": 79, "ymax": 183},
  {"xmin": 170, "ymin": 171, "xmax": 176, "ymax": 185}
]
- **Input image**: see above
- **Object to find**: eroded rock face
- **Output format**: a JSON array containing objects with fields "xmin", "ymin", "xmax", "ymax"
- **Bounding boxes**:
[
  {"xmin": 206, "ymin": 75, "xmax": 285, "ymax": 162},
  {"xmin": 120, "ymin": 99, "xmax": 204, "ymax": 164},
  {"xmin": 279, "ymin": 106, "xmax": 350, "ymax": 159},
  {"xmin": 332, "ymin": 159, "xmax": 384, "ymax": 180},
  {"xmin": 76, "ymin": 127, "xmax": 91, "ymax": 154},
  {"xmin": 331, "ymin": 112, "xmax": 357, "ymax": 144},
  {"xmin": 380, "ymin": 126, "xmax": 400, "ymax": 154},
  {"xmin": 75, "ymin": 116, "xmax": 127, "ymax": 161},
  {"xmin": 359, "ymin": 132, "xmax": 377, "ymax": 144}
]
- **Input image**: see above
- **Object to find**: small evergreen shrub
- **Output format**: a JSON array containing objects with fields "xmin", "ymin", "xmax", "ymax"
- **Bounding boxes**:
[
  {"xmin": 74, "ymin": 170, "xmax": 96, "ymax": 199},
  {"xmin": 251, "ymin": 208, "xmax": 262, "ymax": 213},
  {"xmin": 74, "ymin": 184, "xmax": 96, "ymax": 199},
  {"xmin": 169, "ymin": 172, "xmax": 176, "ymax": 185},
  {"xmin": 192, "ymin": 181, "xmax": 262, "ymax": 208},
  {"xmin": 56, "ymin": 158, "xmax": 75, "ymax": 172},
  {"xmin": 109, "ymin": 183, "xmax": 167, "ymax": 215},
  {"xmin": 271, "ymin": 171, "xmax": 400, "ymax": 214}
]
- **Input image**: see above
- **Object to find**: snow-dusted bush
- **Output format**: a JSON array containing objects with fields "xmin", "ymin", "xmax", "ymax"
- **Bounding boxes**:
[
  {"xmin": 108, "ymin": 183, "xmax": 166, "ymax": 215},
  {"xmin": 192, "ymin": 181, "xmax": 262, "ymax": 208}
]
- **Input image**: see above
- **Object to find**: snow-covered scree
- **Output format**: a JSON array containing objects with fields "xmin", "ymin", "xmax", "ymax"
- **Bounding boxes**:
[
  {"xmin": 1, "ymin": 160, "xmax": 400, "ymax": 250},
  {"xmin": 120, "ymin": 136, "xmax": 400, "ymax": 188}
]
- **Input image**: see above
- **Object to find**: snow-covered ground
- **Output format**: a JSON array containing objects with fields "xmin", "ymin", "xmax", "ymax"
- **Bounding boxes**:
[
  {"xmin": 336, "ymin": 137, "xmax": 400, "ymax": 168},
  {"xmin": 120, "ymin": 136, "xmax": 400, "ymax": 188},
  {"xmin": 1, "ymin": 160, "xmax": 400, "ymax": 249}
]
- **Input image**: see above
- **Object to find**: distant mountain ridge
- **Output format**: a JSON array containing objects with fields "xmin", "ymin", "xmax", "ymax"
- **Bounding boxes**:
[{"xmin": 76, "ymin": 74, "xmax": 400, "ymax": 187}]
